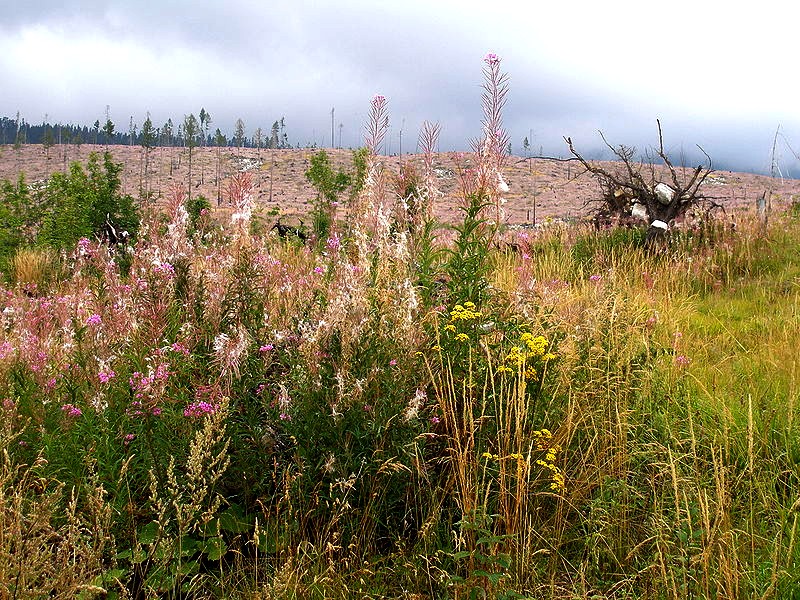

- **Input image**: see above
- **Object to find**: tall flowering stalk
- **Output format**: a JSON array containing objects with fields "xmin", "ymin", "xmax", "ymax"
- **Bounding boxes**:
[
  {"xmin": 352, "ymin": 95, "xmax": 390, "ymax": 235},
  {"xmin": 474, "ymin": 52, "xmax": 511, "ymax": 227},
  {"xmin": 226, "ymin": 171, "xmax": 254, "ymax": 242},
  {"xmin": 418, "ymin": 120, "xmax": 442, "ymax": 222},
  {"xmin": 139, "ymin": 184, "xmax": 192, "ymax": 266},
  {"xmin": 364, "ymin": 94, "xmax": 389, "ymax": 157}
]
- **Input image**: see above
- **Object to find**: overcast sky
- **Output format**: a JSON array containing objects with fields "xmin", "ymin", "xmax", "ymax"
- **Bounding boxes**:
[{"xmin": 1, "ymin": 0, "xmax": 799, "ymax": 173}]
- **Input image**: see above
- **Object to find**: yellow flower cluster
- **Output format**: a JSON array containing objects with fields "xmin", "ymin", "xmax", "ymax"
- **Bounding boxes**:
[
  {"xmin": 481, "ymin": 451, "xmax": 533, "ymax": 483},
  {"xmin": 442, "ymin": 302, "xmax": 483, "ymax": 346},
  {"xmin": 533, "ymin": 428, "xmax": 553, "ymax": 449},
  {"xmin": 520, "ymin": 332, "xmax": 549, "ymax": 356},
  {"xmin": 533, "ymin": 429, "xmax": 565, "ymax": 492},
  {"xmin": 498, "ymin": 333, "xmax": 555, "ymax": 380},
  {"xmin": 481, "ymin": 451, "xmax": 524, "ymax": 462},
  {"xmin": 449, "ymin": 301, "xmax": 482, "ymax": 323}
]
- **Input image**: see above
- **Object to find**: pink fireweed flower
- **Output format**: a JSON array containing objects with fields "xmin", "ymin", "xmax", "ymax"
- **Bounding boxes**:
[
  {"xmin": 126, "ymin": 400, "xmax": 162, "ymax": 417},
  {"xmin": 259, "ymin": 344, "xmax": 274, "ymax": 353},
  {"xmin": 86, "ymin": 313, "xmax": 102, "ymax": 326},
  {"xmin": 313, "ymin": 266, "xmax": 324, "ymax": 275},
  {"xmin": 153, "ymin": 262, "xmax": 175, "ymax": 279},
  {"xmin": 170, "ymin": 342, "xmax": 190, "ymax": 356},
  {"xmin": 279, "ymin": 412, "xmax": 292, "ymax": 421},
  {"xmin": 325, "ymin": 234, "xmax": 341, "ymax": 252},
  {"xmin": 184, "ymin": 401, "xmax": 216, "ymax": 418},
  {"xmin": 123, "ymin": 433, "xmax": 136, "ymax": 446},
  {"xmin": 589, "ymin": 274, "xmax": 602, "ymax": 283},
  {"xmin": 389, "ymin": 359, "xmax": 397, "ymax": 366},
  {"xmin": 430, "ymin": 416, "xmax": 441, "ymax": 425},
  {"xmin": 484, "ymin": 52, "xmax": 500, "ymax": 65},
  {"xmin": 98, "ymin": 370, "xmax": 116, "ymax": 383},
  {"xmin": 77, "ymin": 237, "xmax": 93, "ymax": 256},
  {"xmin": 0, "ymin": 341, "xmax": 13, "ymax": 360},
  {"xmin": 61, "ymin": 403, "xmax": 82, "ymax": 417},
  {"xmin": 29, "ymin": 351, "xmax": 47, "ymax": 373},
  {"xmin": 129, "ymin": 363, "xmax": 171, "ymax": 399},
  {"xmin": 675, "ymin": 355, "xmax": 691, "ymax": 368}
]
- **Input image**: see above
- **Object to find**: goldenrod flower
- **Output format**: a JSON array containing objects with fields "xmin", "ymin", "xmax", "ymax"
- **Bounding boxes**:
[{"xmin": 449, "ymin": 302, "xmax": 483, "ymax": 323}]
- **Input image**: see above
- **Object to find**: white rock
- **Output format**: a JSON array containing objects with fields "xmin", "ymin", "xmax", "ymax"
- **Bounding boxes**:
[
  {"xmin": 655, "ymin": 183, "xmax": 675, "ymax": 205},
  {"xmin": 497, "ymin": 172, "xmax": 510, "ymax": 193},
  {"xmin": 631, "ymin": 203, "xmax": 648, "ymax": 221}
]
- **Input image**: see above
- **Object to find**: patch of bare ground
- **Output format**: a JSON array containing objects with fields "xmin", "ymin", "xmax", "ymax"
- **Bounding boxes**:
[{"xmin": 1, "ymin": 143, "xmax": 799, "ymax": 226}]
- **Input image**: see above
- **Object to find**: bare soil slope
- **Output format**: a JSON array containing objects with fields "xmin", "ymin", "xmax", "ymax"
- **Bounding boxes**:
[{"xmin": 2, "ymin": 144, "xmax": 798, "ymax": 226}]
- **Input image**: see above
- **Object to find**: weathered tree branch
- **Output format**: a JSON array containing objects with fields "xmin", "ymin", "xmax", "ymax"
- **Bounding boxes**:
[{"xmin": 565, "ymin": 123, "xmax": 715, "ymax": 236}]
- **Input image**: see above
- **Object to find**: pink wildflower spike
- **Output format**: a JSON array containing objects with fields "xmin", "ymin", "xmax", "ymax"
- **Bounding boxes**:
[
  {"xmin": 326, "ymin": 234, "xmax": 341, "ymax": 252},
  {"xmin": 484, "ymin": 52, "xmax": 500, "ymax": 65},
  {"xmin": 184, "ymin": 401, "xmax": 216, "ymax": 418},
  {"xmin": 389, "ymin": 359, "xmax": 397, "ymax": 366},
  {"xmin": 589, "ymin": 274, "xmax": 602, "ymax": 283},
  {"xmin": 98, "ymin": 370, "xmax": 116, "ymax": 383},
  {"xmin": 153, "ymin": 262, "xmax": 175, "ymax": 278},
  {"xmin": 86, "ymin": 314, "xmax": 102, "ymax": 326},
  {"xmin": 61, "ymin": 403, "xmax": 82, "ymax": 417}
]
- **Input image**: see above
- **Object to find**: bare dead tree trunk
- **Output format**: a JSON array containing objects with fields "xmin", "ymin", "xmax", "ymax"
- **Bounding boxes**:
[{"xmin": 565, "ymin": 121, "xmax": 717, "ymax": 245}]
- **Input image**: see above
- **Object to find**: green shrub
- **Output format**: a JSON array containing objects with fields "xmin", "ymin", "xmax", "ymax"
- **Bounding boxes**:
[{"xmin": 39, "ymin": 152, "xmax": 139, "ymax": 250}]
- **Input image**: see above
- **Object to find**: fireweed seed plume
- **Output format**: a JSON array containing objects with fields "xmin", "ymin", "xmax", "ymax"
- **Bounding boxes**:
[
  {"xmin": 353, "ymin": 94, "xmax": 390, "ymax": 233},
  {"xmin": 474, "ymin": 51, "xmax": 510, "ymax": 227},
  {"xmin": 212, "ymin": 325, "xmax": 250, "ymax": 380},
  {"xmin": 226, "ymin": 171, "xmax": 255, "ymax": 241},
  {"xmin": 161, "ymin": 184, "xmax": 193, "ymax": 261},
  {"xmin": 419, "ymin": 120, "xmax": 442, "ymax": 221},
  {"xmin": 365, "ymin": 94, "xmax": 389, "ymax": 158}
]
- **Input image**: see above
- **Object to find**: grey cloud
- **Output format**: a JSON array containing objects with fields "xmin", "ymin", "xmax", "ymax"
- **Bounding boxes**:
[{"xmin": 1, "ymin": 1, "xmax": 798, "ymax": 173}]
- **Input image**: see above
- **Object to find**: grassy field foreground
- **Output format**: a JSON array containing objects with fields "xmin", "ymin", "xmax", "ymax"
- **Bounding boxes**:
[{"xmin": 1, "ymin": 189, "xmax": 799, "ymax": 598}]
